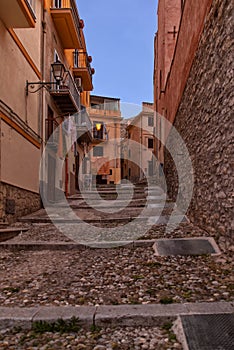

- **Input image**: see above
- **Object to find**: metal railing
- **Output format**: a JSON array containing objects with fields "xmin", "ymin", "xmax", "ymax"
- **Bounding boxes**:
[
  {"xmin": 50, "ymin": 70, "xmax": 80, "ymax": 110},
  {"xmin": 73, "ymin": 50, "xmax": 92, "ymax": 77},
  {"xmin": 75, "ymin": 106, "xmax": 92, "ymax": 131}
]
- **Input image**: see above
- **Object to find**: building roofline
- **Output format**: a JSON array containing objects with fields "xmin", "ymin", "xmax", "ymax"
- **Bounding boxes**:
[{"xmin": 91, "ymin": 94, "xmax": 120, "ymax": 101}]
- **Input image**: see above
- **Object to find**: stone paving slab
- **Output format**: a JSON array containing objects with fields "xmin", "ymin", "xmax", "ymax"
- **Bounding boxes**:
[
  {"xmin": 0, "ymin": 302, "xmax": 233, "ymax": 330},
  {"xmin": 0, "ymin": 239, "xmax": 156, "ymax": 250},
  {"xmin": 0, "ymin": 307, "xmax": 39, "ymax": 330},
  {"xmin": 153, "ymin": 237, "xmax": 221, "ymax": 256},
  {"xmin": 95, "ymin": 303, "xmax": 188, "ymax": 327}
]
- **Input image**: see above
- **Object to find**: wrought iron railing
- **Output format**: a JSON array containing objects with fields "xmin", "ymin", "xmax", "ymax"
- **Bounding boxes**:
[
  {"xmin": 50, "ymin": 70, "xmax": 80, "ymax": 110},
  {"xmin": 73, "ymin": 50, "xmax": 92, "ymax": 77}
]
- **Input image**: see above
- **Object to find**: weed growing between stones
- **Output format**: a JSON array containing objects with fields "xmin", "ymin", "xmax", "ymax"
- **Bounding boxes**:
[{"xmin": 32, "ymin": 317, "xmax": 80, "ymax": 334}]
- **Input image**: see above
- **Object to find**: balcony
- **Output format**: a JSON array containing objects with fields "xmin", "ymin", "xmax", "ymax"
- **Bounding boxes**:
[
  {"xmin": 73, "ymin": 51, "xmax": 93, "ymax": 91},
  {"xmin": 88, "ymin": 106, "xmax": 121, "ymax": 118},
  {"xmin": 75, "ymin": 106, "xmax": 93, "ymax": 143},
  {"xmin": 50, "ymin": 70, "xmax": 80, "ymax": 114},
  {"xmin": 50, "ymin": 0, "xmax": 82, "ymax": 49},
  {"xmin": 0, "ymin": 0, "xmax": 36, "ymax": 28}
]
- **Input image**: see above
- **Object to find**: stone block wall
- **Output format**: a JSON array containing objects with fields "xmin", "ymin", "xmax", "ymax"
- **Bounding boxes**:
[
  {"xmin": 0, "ymin": 182, "xmax": 41, "ymax": 223},
  {"xmin": 164, "ymin": 0, "xmax": 233, "ymax": 248}
]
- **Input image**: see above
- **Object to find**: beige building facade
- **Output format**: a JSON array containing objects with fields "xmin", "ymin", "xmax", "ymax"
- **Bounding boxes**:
[
  {"xmin": 0, "ymin": 0, "xmax": 94, "ymax": 222},
  {"xmin": 122, "ymin": 102, "xmax": 155, "ymax": 184},
  {"xmin": 88, "ymin": 95, "xmax": 122, "ymax": 186}
]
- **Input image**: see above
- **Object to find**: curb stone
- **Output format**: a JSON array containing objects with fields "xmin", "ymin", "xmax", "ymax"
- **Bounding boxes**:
[
  {"xmin": 0, "ymin": 302, "xmax": 233, "ymax": 330},
  {"xmin": 0, "ymin": 240, "xmax": 156, "ymax": 250}
]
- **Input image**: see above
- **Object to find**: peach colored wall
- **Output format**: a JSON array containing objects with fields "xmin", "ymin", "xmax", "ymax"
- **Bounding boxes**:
[
  {"xmin": 155, "ymin": 0, "xmax": 181, "ymax": 116},
  {"xmin": 164, "ymin": 0, "xmax": 212, "ymax": 124},
  {"xmin": 154, "ymin": 0, "xmax": 212, "ymax": 163},
  {"xmin": 0, "ymin": 2, "xmax": 42, "ymax": 134},
  {"xmin": 1, "ymin": 121, "xmax": 40, "ymax": 192},
  {"xmin": 14, "ymin": 0, "xmax": 41, "ymax": 70}
]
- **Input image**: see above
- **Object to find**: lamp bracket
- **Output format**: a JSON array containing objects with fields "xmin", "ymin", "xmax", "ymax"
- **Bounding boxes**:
[{"xmin": 26, "ymin": 80, "xmax": 59, "ymax": 95}]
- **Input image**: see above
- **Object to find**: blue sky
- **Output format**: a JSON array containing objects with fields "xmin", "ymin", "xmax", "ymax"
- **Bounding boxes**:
[{"xmin": 76, "ymin": 1, "xmax": 158, "ymax": 107}]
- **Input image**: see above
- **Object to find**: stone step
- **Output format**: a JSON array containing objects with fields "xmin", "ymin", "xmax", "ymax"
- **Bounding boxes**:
[
  {"xmin": 0, "ymin": 302, "xmax": 232, "ymax": 330},
  {"xmin": 0, "ymin": 239, "xmax": 156, "ymax": 250},
  {"xmin": 18, "ymin": 215, "xmax": 188, "ymax": 225},
  {"xmin": 0, "ymin": 228, "xmax": 29, "ymax": 242}
]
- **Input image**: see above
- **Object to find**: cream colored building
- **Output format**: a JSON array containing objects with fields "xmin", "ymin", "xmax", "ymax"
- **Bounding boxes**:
[
  {"xmin": 121, "ymin": 102, "xmax": 155, "ymax": 183},
  {"xmin": 88, "ymin": 95, "xmax": 122, "ymax": 185},
  {"xmin": 0, "ymin": 0, "xmax": 94, "ymax": 222}
]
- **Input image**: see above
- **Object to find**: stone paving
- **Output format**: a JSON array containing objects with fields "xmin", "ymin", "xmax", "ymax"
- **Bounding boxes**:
[
  {"xmin": 0, "ymin": 325, "xmax": 182, "ymax": 349},
  {"xmin": 0, "ymin": 184, "xmax": 233, "ymax": 349}
]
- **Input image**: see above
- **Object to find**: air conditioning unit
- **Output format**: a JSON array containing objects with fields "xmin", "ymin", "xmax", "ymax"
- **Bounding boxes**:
[{"xmin": 75, "ymin": 78, "xmax": 83, "ymax": 91}]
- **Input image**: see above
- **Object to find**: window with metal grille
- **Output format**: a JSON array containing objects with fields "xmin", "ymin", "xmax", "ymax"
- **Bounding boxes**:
[
  {"xmin": 148, "ymin": 116, "xmax": 154, "ymax": 126},
  {"xmin": 93, "ymin": 146, "xmax": 103, "ymax": 157}
]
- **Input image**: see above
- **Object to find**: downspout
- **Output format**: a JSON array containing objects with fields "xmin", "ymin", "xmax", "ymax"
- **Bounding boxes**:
[
  {"xmin": 140, "ymin": 114, "xmax": 143, "ymax": 180},
  {"xmin": 39, "ymin": 0, "xmax": 46, "ymax": 205}
]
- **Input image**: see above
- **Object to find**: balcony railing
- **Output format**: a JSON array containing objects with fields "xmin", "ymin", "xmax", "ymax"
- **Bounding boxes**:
[
  {"xmin": 75, "ymin": 106, "xmax": 93, "ymax": 143},
  {"xmin": 73, "ymin": 51, "xmax": 92, "ymax": 75},
  {"xmin": 50, "ymin": 0, "xmax": 82, "ymax": 49},
  {"xmin": 73, "ymin": 50, "xmax": 93, "ymax": 91},
  {"xmin": 50, "ymin": 70, "xmax": 80, "ymax": 113}
]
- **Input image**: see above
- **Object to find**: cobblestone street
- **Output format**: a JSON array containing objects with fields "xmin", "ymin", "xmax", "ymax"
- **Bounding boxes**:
[{"xmin": 0, "ymin": 184, "xmax": 233, "ymax": 349}]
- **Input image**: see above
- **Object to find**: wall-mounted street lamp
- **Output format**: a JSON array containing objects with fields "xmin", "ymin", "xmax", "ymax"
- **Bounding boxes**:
[
  {"xmin": 95, "ymin": 123, "xmax": 102, "ymax": 131},
  {"xmin": 26, "ymin": 60, "xmax": 66, "ymax": 95}
]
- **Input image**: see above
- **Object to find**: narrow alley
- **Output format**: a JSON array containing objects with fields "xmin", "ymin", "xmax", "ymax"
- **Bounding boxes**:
[{"xmin": 0, "ymin": 183, "xmax": 233, "ymax": 349}]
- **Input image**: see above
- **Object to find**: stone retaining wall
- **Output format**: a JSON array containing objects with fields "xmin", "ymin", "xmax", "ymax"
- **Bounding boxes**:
[
  {"xmin": 164, "ymin": 0, "xmax": 233, "ymax": 248},
  {"xmin": 0, "ymin": 182, "xmax": 41, "ymax": 223}
]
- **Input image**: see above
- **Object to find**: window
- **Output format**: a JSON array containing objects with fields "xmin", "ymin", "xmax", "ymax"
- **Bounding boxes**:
[
  {"xmin": 46, "ymin": 106, "xmax": 58, "ymax": 142},
  {"xmin": 73, "ymin": 49, "xmax": 79, "ymax": 68},
  {"xmin": 148, "ymin": 116, "xmax": 154, "ymax": 127},
  {"xmin": 109, "ymin": 169, "xmax": 112, "ymax": 175},
  {"xmin": 148, "ymin": 138, "xmax": 154, "ymax": 149},
  {"xmin": 93, "ymin": 146, "xmax": 103, "ymax": 157},
  {"xmin": 82, "ymin": 157, "xmax": 88, "ymax": 174},
  {"xmin": 93, "ymin": 121, "xmax": 104, "ymax": 139},
  {"xmin": 54, "ymin": 0, "xmax": 62, "ymax": 8},
  {"xmin": 27, "ymin": 0, "xmax": 35, "ymax": 10}
]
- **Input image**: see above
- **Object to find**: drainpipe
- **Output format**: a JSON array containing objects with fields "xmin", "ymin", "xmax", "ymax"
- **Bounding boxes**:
[
  {"xmin": 114, "ymin": 122, "xmax": 117, "ymax": 184},
  {"xmin": 39, "ymin": 1, "xmax": 46, "ymax": 205},
  {"xmin": 140, "ymin": 113, "xmax": 143, "ymax": 180}
]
